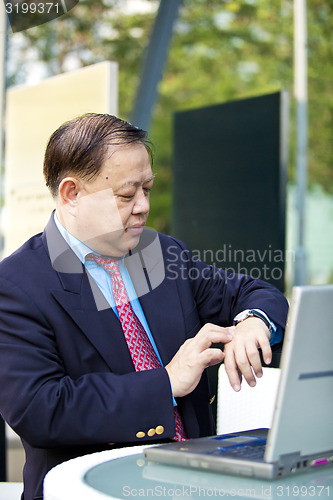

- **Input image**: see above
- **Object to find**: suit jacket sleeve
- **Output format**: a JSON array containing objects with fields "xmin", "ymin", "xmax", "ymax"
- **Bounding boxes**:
[{"xmin": 165, "ymin": 236, "xmax": 288, "ymax": 331}]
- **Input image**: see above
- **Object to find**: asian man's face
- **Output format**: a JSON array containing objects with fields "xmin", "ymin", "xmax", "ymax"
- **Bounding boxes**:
[{"xmin": 59, "ymin": 144, "xmax": 154, "ymax": 257}]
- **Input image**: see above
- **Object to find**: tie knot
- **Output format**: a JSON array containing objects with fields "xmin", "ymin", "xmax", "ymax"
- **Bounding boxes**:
[{"xmin": 85, "ymin": 253, "xmax": 120, "ymax": 275}]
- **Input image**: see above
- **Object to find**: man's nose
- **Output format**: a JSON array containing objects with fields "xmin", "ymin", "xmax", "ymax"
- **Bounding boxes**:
[{"xmin": 132, "ymin": 190, "xmax": 150, "ymax": 214}]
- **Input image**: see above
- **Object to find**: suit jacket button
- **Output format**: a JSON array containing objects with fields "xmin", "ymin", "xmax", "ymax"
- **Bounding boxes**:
[
  {"xmin": 155, "ymin": 425, "xmax": 164, "ymax": 435},
  {"xmin": 136, "ymin": 431, "xmax": 145, "ymax": 439},
  {"xmin": 147, "ymin": 428, "xmax": 156, "ymax": 437}
]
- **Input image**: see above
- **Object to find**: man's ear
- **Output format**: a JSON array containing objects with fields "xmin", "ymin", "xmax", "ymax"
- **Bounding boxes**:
[{"xmin": 58, "ymin": 177, "xmax": 81, "ymax": 206}]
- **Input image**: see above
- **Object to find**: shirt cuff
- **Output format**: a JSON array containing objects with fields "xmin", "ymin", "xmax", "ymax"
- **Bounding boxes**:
[{"xmin": 251, "ymin": 309, "xmax": 283, "ymax": 346}]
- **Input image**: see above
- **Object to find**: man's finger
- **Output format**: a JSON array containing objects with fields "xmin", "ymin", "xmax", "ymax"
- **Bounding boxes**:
[
  {"xmin": 243, "ymin": 343, "xmax": 263, "ymax": 380},
  {"xmin": 201, "ymin": 347, "xmax": 225, "ymax": 368},
  {"xmin": 223, "ymin": 348, "xmax": 242, "ymax": 392},
  {"xmin": 195, "ymin": 324, "xmax": 233, "ymax": 350},
  {"xmin": 234, "ymin": 348, "xmax": 258, "ymax": 387},
  {"xmin": 259, "ymin": 338, "xmax": 272, "ymax": 365}
]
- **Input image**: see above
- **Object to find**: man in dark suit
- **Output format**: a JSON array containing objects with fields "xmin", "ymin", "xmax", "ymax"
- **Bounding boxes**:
[{"xmin": 0, "ymin": 113, "xmax": 288, "ymax": 499}]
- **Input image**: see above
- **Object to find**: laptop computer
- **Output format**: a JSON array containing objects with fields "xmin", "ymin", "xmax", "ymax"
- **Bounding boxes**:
[{"xmin": 144, "ymin": 285, "xmax": 333, "ymax": 479}]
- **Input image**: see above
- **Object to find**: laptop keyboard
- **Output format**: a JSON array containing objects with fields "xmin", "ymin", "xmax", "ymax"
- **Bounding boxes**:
[{"xmin": 209, "ymin": 441, "xmax": 266, "ymax": 460}]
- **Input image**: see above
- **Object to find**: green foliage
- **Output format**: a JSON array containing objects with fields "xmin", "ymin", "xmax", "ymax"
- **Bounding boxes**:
[{"xmin": 7, "ymin": 0, "xmax": 333, "ymax": 232}]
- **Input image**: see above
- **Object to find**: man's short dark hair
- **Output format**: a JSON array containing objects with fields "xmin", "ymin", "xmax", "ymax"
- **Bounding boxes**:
[{"xmin": 43, "ymin": 113, "xmax": 154, "ymax": 197}]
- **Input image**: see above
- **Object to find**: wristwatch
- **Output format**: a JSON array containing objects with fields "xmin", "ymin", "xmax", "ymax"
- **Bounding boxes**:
[{"xmin": 233, "ymin": 309, "xmax": 272, "ymax": 332}]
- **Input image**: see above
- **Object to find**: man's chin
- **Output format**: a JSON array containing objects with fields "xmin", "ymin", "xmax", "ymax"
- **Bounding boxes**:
[
  {"xmin": 82, "ymin": 230, "xmax": 141, "ymax": 258},
  {"xmin": 124, "ymin": 229, "xmax": 142, "ymax": 253}
]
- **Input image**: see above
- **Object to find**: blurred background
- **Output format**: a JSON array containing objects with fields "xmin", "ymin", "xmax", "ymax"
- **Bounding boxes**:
[{"xmin": 1, "ymin": 0, "xmax": 332, "ymax": 289}]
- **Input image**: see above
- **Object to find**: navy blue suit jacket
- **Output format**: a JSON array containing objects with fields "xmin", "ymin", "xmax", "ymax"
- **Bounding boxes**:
[{"xmin": 0, "ymin": 215, "xmax": 288, "ymax": 499}]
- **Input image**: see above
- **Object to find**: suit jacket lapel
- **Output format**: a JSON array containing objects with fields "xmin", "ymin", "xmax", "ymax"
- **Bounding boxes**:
[{"xmin": 42, "ymin": 214, "xmax": 134, "ymax": 373}]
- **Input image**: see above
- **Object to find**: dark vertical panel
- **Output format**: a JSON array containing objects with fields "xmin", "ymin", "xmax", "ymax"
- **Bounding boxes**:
[
  {"xmin": 172, "ymin": 93, "xmax": 288, "ymax": 421},
  {"xmin": 172, "ymin": 92, "xmax": 288, "ymax": 292}
]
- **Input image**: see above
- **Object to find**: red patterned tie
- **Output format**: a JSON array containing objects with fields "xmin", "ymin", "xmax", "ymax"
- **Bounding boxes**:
[{"xmin": 86, "ymin": 253, "xmax": 186, "ymax": 441}]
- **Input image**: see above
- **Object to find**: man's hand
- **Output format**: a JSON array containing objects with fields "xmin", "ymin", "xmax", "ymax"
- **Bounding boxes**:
[
  {"xmin": 165, "ymin": 324, "xmax": 234, "ymax": 398},
  {"xmin": 223, "ymin": 317, "xmax": 271, "ymax": 392}
]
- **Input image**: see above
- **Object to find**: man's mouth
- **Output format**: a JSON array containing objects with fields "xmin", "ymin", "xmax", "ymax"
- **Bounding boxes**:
[{"xmin": 125, "ymin": 224, "xmax": 145, "ymax": 236}]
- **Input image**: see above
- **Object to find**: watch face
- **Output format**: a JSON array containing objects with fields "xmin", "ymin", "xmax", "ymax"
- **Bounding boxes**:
[
  {"xmin": 234, "ymin": 310, "xmax": 252, "ymax": 323},
  {"xmin": 234, "ymin": 309, "xmax": 271, "ymax": 331}
]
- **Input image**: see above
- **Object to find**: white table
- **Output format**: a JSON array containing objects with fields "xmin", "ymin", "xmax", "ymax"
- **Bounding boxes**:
[{"xmin": 44, "ymin": 445, "xmax": 333, "ymax": 500}]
